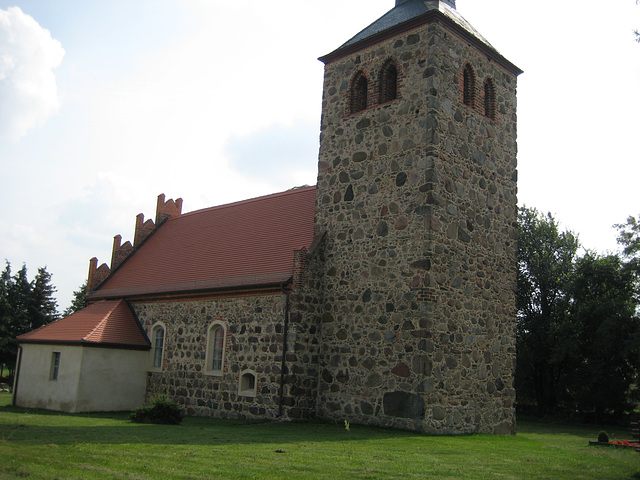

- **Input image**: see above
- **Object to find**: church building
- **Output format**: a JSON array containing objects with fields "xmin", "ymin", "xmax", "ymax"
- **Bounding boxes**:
[{"xmin": 14, "ymin": 0, "xmax": 521, "ymax": 434}]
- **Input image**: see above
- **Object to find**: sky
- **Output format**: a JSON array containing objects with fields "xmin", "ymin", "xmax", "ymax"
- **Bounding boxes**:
[{"xmin": 0, "ymin": 0, "xmax": 639, "ymax": 312}]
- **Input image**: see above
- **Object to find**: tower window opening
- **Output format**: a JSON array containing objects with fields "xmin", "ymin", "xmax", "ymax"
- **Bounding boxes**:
[
  {"xmin": 379, "ymin": 61, "xmax": 398, "ymax": 103},
  {"xmin": 350, "ymin": 72, "xmax": 368, "ymax": 114},
  {"xmin": 484, "ymin": 78, "xmax": 497, "ymax": 120},
  {"xmin": 463, "ymin": 63, "xmax": 476, "ymax": 108}
]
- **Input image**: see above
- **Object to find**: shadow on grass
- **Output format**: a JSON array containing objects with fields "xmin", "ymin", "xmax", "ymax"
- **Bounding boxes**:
[
  {"xmin": 0, "ymin": 402, "xmax": 635, "ymax": 450},
  {"xmin": 517, "ymin": 414, "xmax": 633, "ymax": 439},
  {"xmin": 0, "ymin": 404, "xmax": 419, "ymax": 447}
]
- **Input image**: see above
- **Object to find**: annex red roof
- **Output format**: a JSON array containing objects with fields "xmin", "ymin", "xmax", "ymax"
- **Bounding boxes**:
[
  {"xmin": 92, "ymin": 186, "xmax": 317, "ymax": 299},
  {"xmin": 17, "ymin": 299, "xmax": 150, "ymax": 349}
]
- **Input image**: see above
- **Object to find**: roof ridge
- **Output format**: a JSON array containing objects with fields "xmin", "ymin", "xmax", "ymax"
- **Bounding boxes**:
[
  {"xmin": 83, "ymin": 299, "xmax": 122, "ymax": 341},
  {"xmin": 172, "ymin": 185, "xmax": 317, "ymax": 220}
]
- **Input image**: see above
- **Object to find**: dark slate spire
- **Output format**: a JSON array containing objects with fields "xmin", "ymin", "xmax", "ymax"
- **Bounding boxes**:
[
  {"xmin": 397, "ymin": 0, "xmax": 456, "ymax": 7},
  {"xmin": 321, "ymin": 0, "xmax": 495, "ymax": 64},
  {"xmin": 333, "ymin": 0, "xmax": 475, "ymax": 52}
]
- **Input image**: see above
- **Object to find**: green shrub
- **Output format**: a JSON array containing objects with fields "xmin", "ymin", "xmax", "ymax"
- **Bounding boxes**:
[
  {"xmin": 129, "ymin": 407, "xmax": 148, "ymax": 423},
  {"xmin": 130, "ymin": 396, "xmax": 183, "ymax": 425},
  {"xmin": 597, "ymin": 431, "xmax": 609, "ymax": 443}
]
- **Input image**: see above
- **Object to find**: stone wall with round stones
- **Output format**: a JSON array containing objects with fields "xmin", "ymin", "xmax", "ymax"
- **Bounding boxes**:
[
  {"xmin": 285, "ymin": 238, "xmax": 327, "ymax": 419},
  {"xmin": 313, "ymin": 19, "xmax": 518, "ymax": 434},
  {"xmin": 134, "ymin": 294, "xmax": 291, "ymax": 419}
]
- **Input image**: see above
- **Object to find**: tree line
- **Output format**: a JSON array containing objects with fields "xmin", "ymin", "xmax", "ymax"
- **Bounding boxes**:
[
  {"xmin": 0, "ymin": 263, "xmax": 58, "ymax": 377},
  {"xmin": 0, "ymin": 263, "xmax": 86, "ymax": 378},
  {"xmin": 517, "ymin": 207, "xmax": 640, "ymax": 421}
]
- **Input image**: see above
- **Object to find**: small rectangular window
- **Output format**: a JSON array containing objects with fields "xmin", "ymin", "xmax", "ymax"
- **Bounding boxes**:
[{"xmin": 50, "ymin": 352, "xmax": 61, "ymax": 381}]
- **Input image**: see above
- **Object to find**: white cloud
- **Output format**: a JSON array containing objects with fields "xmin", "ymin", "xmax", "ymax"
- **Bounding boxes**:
[{"xmin": 0, "ymin": 6, "xmax": 64, "ymax": 139}]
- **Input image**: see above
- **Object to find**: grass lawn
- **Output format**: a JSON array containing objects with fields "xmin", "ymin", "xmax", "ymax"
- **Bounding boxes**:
[{"xmin": 0, "ymin": 393, "xmax": 638, "ymax": 479}]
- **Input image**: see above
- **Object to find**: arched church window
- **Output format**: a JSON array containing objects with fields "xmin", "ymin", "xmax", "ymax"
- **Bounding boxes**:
[
  {"xmin": 350, "ymin": 71, "xmax": 369, "ymax": 114},
  {"xmin": 205, "ymin": 321, "xmax": 226, "ymax": 375},
  {"xmin": 484, "ymin": 78, "xmax": 497, "ymax": 120},
  {"xmin": 151, "ymin": 323, "xmax": 166, "ymax": 370},
  {"xmin": 463, "ymin": 63, "xmax": 476, "ymax": 108},
  {"xmin": 379, "ymin": 60, "xmax": 398, "ymax": 104}
]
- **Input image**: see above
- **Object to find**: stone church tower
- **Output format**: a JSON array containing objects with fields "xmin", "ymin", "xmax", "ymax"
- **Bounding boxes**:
[{"xmin": 313, "ymin": 0, "xmax": 521, "ymax": 434}]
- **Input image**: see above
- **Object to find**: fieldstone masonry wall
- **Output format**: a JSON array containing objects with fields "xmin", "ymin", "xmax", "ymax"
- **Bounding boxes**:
[
  {"xmin": 286, "ymin": 237, "xmax": 327, "ymax": 419},
  {"xmin": 314, "ymin": 20, "xmax": 517, "ymax": 434},
  {"xmin": 134, "ymin": 294, "xmax": 290, "ymax": 419}
]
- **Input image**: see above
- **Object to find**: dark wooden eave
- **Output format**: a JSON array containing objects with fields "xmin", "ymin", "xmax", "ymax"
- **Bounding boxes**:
[
  {"xmin": 17, "ymin": 339, "xmax": 151, "ymax": 351},
  {"xmin": 90, "ymin": 281, "xmax": 292, "ymax": 304}
]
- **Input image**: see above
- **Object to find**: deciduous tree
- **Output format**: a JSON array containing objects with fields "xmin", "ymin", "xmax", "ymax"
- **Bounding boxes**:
[
  {"xmin": 569, "ymin": 254, "xmax": 640, "ymax": 421},
  {"xmin": 518, "ymin": 210, "xmax": 640, "ymax": 419},
  {"xmin": 516, "ymin": 207, "xmax": 579, "ymax": 414}
]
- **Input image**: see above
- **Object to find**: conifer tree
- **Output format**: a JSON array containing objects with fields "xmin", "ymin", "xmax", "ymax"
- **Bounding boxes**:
[
  {"xmin": 0, "ymin": 262, "xmax": 59, "ymax": 375},
  {"xmin": 63, "ymin": 280, "xmax": 87, "ymax": 317},
  {"xmin": 31, "ymin": 267, "xmax": 58, "ymax": 328},
  {"xmin": 0, "ymin": 263, "xmax": 14, "ymax": 373}
]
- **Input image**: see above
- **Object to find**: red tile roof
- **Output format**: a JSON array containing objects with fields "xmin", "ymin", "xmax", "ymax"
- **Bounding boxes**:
[
  {"xmin": 92, "ymin": 186, "xmax": 317, "ymax": 299},
  {"xmin": 17, "ymin": 299, "xmax": 150, "ymax": 349}
]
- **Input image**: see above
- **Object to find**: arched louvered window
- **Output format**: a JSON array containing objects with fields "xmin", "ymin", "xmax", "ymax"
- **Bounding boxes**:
[
  {"xmin": 379, "ymin": 61, "xmax": 398, "ymax": 104},
  {"xmin": 463, "ymin": 63, "xmax": 476, "ymax": 108},
  {"xmin": 484, "ymin": 78, "xmax": 497, "ymax": 120},
  {"xmin": 350, "ymin": 71, "xmax": 368, "ymax": 114}
]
